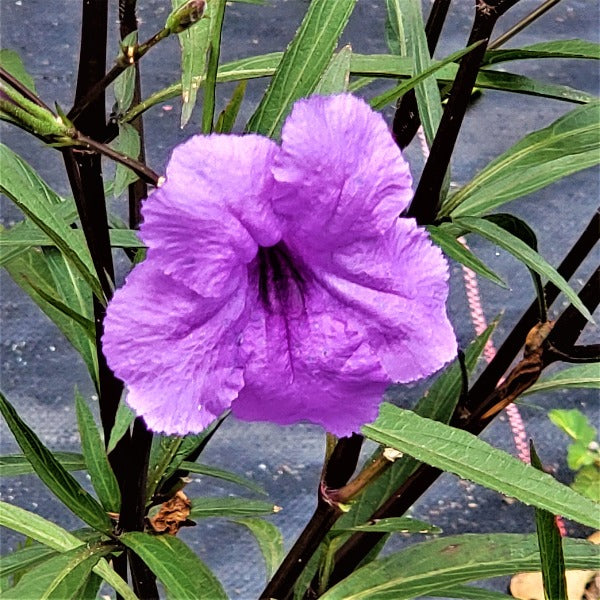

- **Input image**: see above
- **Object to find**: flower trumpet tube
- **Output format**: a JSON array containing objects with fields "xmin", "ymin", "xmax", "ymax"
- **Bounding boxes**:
[{"xmin": 102, "ymin": 94, "xmax": 457, "ymax": 437}]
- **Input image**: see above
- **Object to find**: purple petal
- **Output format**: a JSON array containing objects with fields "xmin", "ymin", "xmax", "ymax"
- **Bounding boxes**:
[
  {"xmin": 318, "ymin": 217, "xmax": 457, "ymax": 382},
  {"xmin": 102, "ymin": 263, "xmax": 250, "ymax": 435},
  {"xmin": 232, "ymin": 262, "xmax": 389, "ymax": 437},
  {"xmin": 141, "ymin": 134, "xmax": 282, "ymax": 297},
  {"xmin": 272, "ymin": 94, "xmax": 413, "ymax": 253}
]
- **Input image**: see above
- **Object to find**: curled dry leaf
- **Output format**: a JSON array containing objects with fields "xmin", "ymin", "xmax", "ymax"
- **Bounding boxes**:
[
  {"xmin": 510, "ymin": 531, "xmax": 600, "ymax": 600},
  {"xmin": 148, "ymin": 490, "xmax": 193, "ymax": 535}
]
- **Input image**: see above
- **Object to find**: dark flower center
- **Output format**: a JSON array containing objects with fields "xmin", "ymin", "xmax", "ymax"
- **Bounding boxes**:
[{"xmin": 257, "ymin": 243, "xmax": 307, "ymax": 315}]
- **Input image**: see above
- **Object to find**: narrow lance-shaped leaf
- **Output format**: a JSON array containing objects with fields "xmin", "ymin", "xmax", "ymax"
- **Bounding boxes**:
[
  {"xmin": 120, "ymin": 532, "xmax": 227, "ymax": 599},
  {"xmin": 314, "ymin": 45, "xmax": 353, "ymax": 95},
  {"xmin": 454, "ymin": 216, "xmax": 594, "ymax": 323},
  {"xmin": 246, "ymin": 0, "xmax": 357, "ymax": 137},
  {"xmin": 106, "ymin": 401, "xmax": 135, "ymax": 454},
  {"xmin": 320, "ymin": 534, "xmax": 600, "ymax": 600},
  {"xmin": 428, "ymin": 584, "xmax": 513, "ymax": 599},
  {"xmin": 530, "ymin": 441, "xmax": 567, "ymax": 600},
  {"xmin": 75, "ymin": 390, "xmax": 121, "ymax": 513},
  {"xmin": 442, "ymin": 102, "xmax": 600, "ymax": 217},
  {"xmin": 0, "ymin": 452, "xmax": 85, "ymax": 477},
  {"xmin": 112, "ymin": 122, "xmax": 141, "ymax": 198},
  {"xmin": 363, "ymin": 404, "xmax": 600, "ymax": 529},
  {"xmin": 0, "ymin": 392, "xmax": 112, "ymax": 533},
  {"xmin": 427, "ymin": 224, "xmax": 506, "ymax": 288},
  {"xmin": 114, "ymin": 32, "xmax": 138, "ymax": 113},
  {"xmin": 179, "ymin": 461, "xmax": 266, "ymax": 495},
  {"xmin": 0, "ymin": 144, "xmax": 105, "ymax": 302},
  {"xmin": 1, "ymin": 543, "xmax": 116, "ymax": 600},
  {"xmin": 0, "ymin": 49, "xmax": 37, "ymax": 93},
  {"xmin": 341, "ymin": 516, "xmax": 441, "ymax": 534},
  {"xmin": 0, "ymin": 544, "xmax": 57, "ymax": 579},
  {"xmin": 523, "ymin": 363, "xmax": 600, "ymax": 396},
  {"xmin": 483, "ymin": 39, "xmax": 600, "ymax": 66},
  {"xmin": 189, "ymin": 497, "xmax": 280, "ymax": 519},
  {"xmin": 171, "ymin": 0, "xmax": 211, "ymax": 127},
  {"xmin": 201, "ymin": 0, "xmax": 226, "ymax": 133},
  {"xmin": 230, "ymin": 518, "xmax": 284, "ymax": 580},
  {"xmin": 214, "ymin": 80, "xmax": 247, "ymax": 133}
]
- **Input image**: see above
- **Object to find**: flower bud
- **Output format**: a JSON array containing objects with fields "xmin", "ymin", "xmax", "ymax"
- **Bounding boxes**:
[{"xmin": 166, "ymin": 0, "xmax": 207, "ymax": 34}]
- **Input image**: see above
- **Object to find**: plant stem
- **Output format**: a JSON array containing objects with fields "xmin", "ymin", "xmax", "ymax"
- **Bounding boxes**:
[
  {"xmin": 408, "ymin": 0, "xmax": 522, "ymax": 225},
  {"xmin": 261, "ymin": 435, "xmax": 363, "ymax": 599}
]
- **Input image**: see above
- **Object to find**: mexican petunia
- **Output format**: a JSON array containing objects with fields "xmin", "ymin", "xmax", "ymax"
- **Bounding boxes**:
[{"xmin": 102, "ymin": 94, "xmax": 457, "ymax": 437}]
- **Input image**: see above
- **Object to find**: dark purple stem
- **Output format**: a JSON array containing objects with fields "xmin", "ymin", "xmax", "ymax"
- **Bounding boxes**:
[{"xmin": 408, "ymin": 0, "xmax": 522, "ymax": 225}]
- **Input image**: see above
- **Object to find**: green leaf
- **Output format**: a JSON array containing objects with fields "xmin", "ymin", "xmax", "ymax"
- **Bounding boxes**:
[
  {"xmin": 572, "ymin": 465, "xmax": 600, "ymax": 503},
  {"xmin": 179, "ymin": 461, "xmax": 266, "ymax": 495},
  {"xmin": 567, "ymin": 442, "xmax": 596, "ymax": 470},
  {"xmin": 0, "ymin": 49, "xmax": 37, "ymax": 94},
  {"xmin": 0, "ymin": 393, "xmax": 112, "ymax": 533},
  {"xmin": 214, "ymin": 80, "xmax": 247, "ymax": 133},
  {"xmin": 427, "ymin": 225, "xmax": 506, "ymax": 288},
  {"xmin": 172, "ymin": 0, "xmax": 211, "ymax": 127},
  {"xmin": 0, "ymin": 501, "xmax": 85, "ymax": 551},
  {"xmin": 112, "ymin": 122, "xmax": 141, "ymax": 197},
  {"xmin": 106, "ymin": 401, "xmax": 135, "ymax": 454},
  {"xmin": 0, "ymin": 145, "xmax": 104, "ymax": 302},
  {"xmin": 0, "ymin": 452, "xmax": 85, "ymax": 477},
  {"xmin": 454, "ymin": 216, "xmax": 594, "ymax": 323},
  {"xmin": 338, "ymin": 323, "xmax": 497, "ymax": 530},
  {"xmin": 315, "ymin": 45, "xmax": 353, "ymax": 95},
  {"xmin": 363, "ymin": 404, "xmax": 600, "ymax": 529},
  {"xmin": 78, "ymin": 571, "xmax": 103, "ymax": 600},
  {"xmin": 483, "ymin": 39, "xmax": 600, "ymax": 65},
  {"xmin": 201, "ymin": 0, "xmax": 226, "ymax": 133},
  {"xmin": 342, "ymin": 516, "xmax": 440, "ymax": 534},
  {"xmin": 246, "ymin": 0, "xmax": 357, "ymax": 137},
  {"xmin": 114, "ymin": 32, "xmax": 138, "ymax": 112},
  {"xmin": 319, "ymin": 534, "xmax": 600, "ymax": 600},
  {"xmin": 524, "ymin": 364, "xmax": 600, "ymax": 397},
  {"xmin": 1, "ymin": 542, "xmax": 115, "ymax": 600},
  {"xmin": 548, "ymin": 408, "xmax": 597, "ymax": 443},
  {"xmin": 75, "ymin": 390, "xmax": 121, "ymax": 513},
  {"xmin": 530, "ymin": 442, "xmax": 567, "ymax": 600},
  {"xmin": 189, "ymin": 497, "xmax": 280, "ymax": 519},
  {"xmin": 429, "ymin": 585, "xmax": 515, "ymax": 599},
  {"xmin": 230, "ymin": 518, "xmax": 284, "ymax": 579},
  {"xmin": 0, "ymin": 544, "xmax": 57, "ymax": 578},
  {"xmin": 2, "ymin": 247, "xmax": 99, "ymax": 389},
  {"xmin": 0, "ymin": 505, "xmax": 136, "ymax": 600},
  {"xmin": 442, "ymin": 102, "xmax": 600, "ymax": 218},
  {"xmin": 370, "ymin": 42, "xmax": 483, "ymax": 111},
  {"xmin": 120, "ymin": 532, "xmax": 227, "ymax": 599}
]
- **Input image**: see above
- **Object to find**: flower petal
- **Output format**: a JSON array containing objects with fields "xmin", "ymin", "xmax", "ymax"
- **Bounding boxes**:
[
  {"xmin": 141, "ymin": 134, "xmax": 282, "ymax": 297},
  {"xmin": 318, "ymin": 217, "xmax": 457, "ymax": 382},
  {"xmin": 102, "ymin": 263, "xmax": 249, "ymax": 435},
  {"xmin": 272, "ymin": 94, "xmax": 413, "ymax": 252},
  {"xmin": 232, "ymin": 266, "xmax": 390, "ymax": 437}
]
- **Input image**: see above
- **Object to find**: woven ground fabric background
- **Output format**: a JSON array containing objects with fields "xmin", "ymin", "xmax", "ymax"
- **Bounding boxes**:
[{"xmin": 0, "ymin": 1, "xmax": 598, "ymax": 597}]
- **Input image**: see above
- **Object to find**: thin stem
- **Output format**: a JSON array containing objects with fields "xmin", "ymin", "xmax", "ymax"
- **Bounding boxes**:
[
  {"xmin": 408, "ymin": 0, "xmax": 522, "ymax": 225},
  {"xmin": 489, "ymin": 0, "xmax": 562, "ymax": 49},
  {"xmin": 73, "ymin": 131, "xmax": 159, "ymax": 186},
  {"xmin": 68, "ymin": 27, "xmax": 171, "ymax": 123},
  {"xmin": 0, "ymin": 67, "xmax": 51, "ymax": 111}
]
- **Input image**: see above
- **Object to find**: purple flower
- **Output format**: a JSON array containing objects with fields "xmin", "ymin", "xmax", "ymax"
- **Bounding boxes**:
[{"xmin": 102, "ymin": 94, "xmax": 457, "ymax": 437}]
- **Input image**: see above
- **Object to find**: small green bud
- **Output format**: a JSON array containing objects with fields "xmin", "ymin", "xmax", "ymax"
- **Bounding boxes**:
[{"xmin": 166, "ymin": 0, "xmax": 207, "ymax": 34}]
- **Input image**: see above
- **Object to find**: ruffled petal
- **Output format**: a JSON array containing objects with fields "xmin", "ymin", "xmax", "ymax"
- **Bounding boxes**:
[
  {"xmin": 232, "ymin": 263, "xmax": 389, "ymax": 437},
  {"xmin": 141, "ymin": 134, "xmax": 282, "ymax": 297},
  {"xmin": 272, "ymin": 94, "xmax": 413, "ymax": 253},
  {"xmin": 317, "ymin": 217, "xmax": 457, "ymax": 382},
  {"xmin": 102, "ymin": 263, "xmax": 249, "ymax": 435}
]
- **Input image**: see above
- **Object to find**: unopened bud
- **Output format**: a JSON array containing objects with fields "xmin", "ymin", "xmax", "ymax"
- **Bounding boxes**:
[{"xmin": 166, "ymin": 0, "xmax": 207, "ymax": 34}]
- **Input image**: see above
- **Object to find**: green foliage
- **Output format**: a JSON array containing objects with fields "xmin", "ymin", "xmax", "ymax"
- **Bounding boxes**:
[
  {"xmin": 363, "ymin": 404, "xmax": 600, "ymax": 529},
  {"xmin": 319, "ymin": 534, "xmax": 600, "ymax": 599},
  {"xmin": 530, "ymin": 441, "xmax": 567, "ymax": 600},
  {"xmin": 120, "ymin": 532, "xmax": 227, "ymax": 599},
  {"xmin": 246, "ymin": 0, "xmax": 357, "ymax": 137},
  {"xmin": 189, "ymin": 497, "xmax": 279, "ymax": 519},
  {"xmin": 549, "ymin": 408, "xmax": 600, "ymax": 502},
  {"xmin": 230, "ymin": 518, "xmax": 284, "ymax": 579}
]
